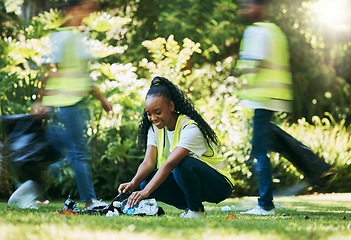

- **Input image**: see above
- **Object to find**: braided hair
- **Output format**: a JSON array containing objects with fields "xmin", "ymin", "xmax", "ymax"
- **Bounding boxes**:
[{"xmin": 138, "ymin": 76, "xmax": 219, "ymax": 149}]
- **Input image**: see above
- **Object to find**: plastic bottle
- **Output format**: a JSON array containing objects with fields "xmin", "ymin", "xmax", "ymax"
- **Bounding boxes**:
[{"xmin": 125, "ymin": 207, "xmax": 135, "ymax": 215}]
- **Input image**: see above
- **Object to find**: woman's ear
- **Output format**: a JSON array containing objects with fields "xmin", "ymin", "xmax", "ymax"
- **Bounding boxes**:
[{"xmin": 169, "ymin": 101, "xmax": 175, "ymax": 112}]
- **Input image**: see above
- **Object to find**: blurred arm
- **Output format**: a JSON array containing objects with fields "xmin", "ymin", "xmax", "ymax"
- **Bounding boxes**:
[{"xmin": 91, "ymin": 86, "xmax": 113, "ymax": 113}]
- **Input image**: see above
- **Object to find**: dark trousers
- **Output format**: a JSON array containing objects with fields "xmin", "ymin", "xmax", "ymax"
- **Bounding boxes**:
[
  {"xmin": 140, "ymin": 156, "xmax": 233, "ymax": 212},
  {"xmin": 251, "ymin": 109, "xmax": 275, "ymax": 210},
  {"xmin": 251, "ymin": 109, "xmax": 333, "ymax": 210}
]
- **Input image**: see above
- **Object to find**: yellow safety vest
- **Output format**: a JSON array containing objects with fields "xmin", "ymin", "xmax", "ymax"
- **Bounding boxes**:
[
  {"xmin": 236, "ymin": 22, "xmax": 293, "ymax": 102},
  {"xmin": 42, "ymin": 27, "xmax": 92, "ymax": 107},
  {"xmin": 154, "ymin": 114, "xmax": 235, "ymax": 187}
]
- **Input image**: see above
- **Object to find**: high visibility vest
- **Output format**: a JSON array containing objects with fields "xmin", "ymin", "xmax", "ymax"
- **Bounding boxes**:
[
  {"xmin": 236, "ymin": 22, "xmax": 293, "ymax": 102},
  {"xmin": 42, "ymin": 27, "xmax": 92, "ymax": 107},
  {"xmin": 153, "ymin": 114, "xmax": 235, "ymax": 187}
]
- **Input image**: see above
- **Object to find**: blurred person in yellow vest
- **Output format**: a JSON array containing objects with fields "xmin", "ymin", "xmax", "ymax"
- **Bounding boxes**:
[
  {"xmin": 34, "ymin": 0, "xmax": 112, "ymax": 210},
  {"xmin": 236, "ymin": 0, "xmax": 335, "ymax": 216}
]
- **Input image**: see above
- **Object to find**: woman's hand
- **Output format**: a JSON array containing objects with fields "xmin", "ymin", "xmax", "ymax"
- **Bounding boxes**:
[
  {"xmin": 127, "ymin": 190, "xmax": 150, "ymax": 208},
  {"xmin": 118, "ymin": 182, "xmax": 135, "ymax": 194}
]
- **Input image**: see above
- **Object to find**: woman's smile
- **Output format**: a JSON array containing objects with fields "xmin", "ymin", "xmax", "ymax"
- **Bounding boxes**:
[{"xmin": 145, "ymin": 95, "xmax": 176, "ymax": 130}]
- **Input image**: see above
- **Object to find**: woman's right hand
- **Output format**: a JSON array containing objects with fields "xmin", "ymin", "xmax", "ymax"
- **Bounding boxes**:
[{"xmin": 118, "ymin": 182, "xmax": 135, "ymax": 194}]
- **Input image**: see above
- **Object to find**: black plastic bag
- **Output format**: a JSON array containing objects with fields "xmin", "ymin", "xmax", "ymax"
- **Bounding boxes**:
[
  {"xmin": 268, "ymin": 123, "xmax": 335, "ymax": 187},
  {"xmin": 1, "ymin": 114, "xmax": 61, "ymax": 167},
  {"xmin": 1, "ymin": 114, "xmax": 61, "ymax": 184}
]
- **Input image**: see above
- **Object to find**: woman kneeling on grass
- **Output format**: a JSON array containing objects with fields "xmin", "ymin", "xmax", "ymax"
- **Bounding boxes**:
[{"xmin": 118, "ymin": 76, "xmax": 234, "ymax": 218}]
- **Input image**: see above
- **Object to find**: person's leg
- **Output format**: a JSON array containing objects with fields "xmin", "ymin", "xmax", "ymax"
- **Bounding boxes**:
[
  {"xmin": 172, "ymin": 156, "xmax": 233, "ymax": 212},
  {"xmin": 268, "ymin": 123, "xmax": 334, "ymax": 187},
  {"xmin": 58, "ymin": 104, "xmax": 97, "ymax": 203},
  {"xmin": 251, "ymin": 109, "xmax": 275, "ymax": 210},
  {"xmin": 140, "ymin": 170, "xmax": 188, "ymax": 210},
  {"xmin": 45, "ymin": 108, "xmax": 67, "ymax": 154}
]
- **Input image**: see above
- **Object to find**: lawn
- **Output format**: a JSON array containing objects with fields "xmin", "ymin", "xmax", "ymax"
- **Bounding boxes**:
[{"xmin": 1, "ymin": 193, "xmax": 351, "ymax": 240}]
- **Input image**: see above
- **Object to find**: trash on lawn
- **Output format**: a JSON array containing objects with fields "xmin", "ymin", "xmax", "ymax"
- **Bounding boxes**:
[
  {"xmin": 53, "ymin": 192, "xmax": 165, "ymax": 217},
  {"xmin": 221, "ymin": 205, "xmax": 231, "ymax": 212},
  {"xmin": 225, "ymin": 214, "xmax": 238, "ymax": 220}
]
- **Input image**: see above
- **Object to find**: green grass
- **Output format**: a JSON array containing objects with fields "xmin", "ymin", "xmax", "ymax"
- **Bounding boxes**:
[{"xmin": 1, "ymin": 193, "xmax": 351, "ymax": 240}]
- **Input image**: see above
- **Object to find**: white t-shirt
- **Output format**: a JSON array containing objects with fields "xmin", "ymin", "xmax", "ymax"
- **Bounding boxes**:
[
  {"xmin": 239, "ymin": 25, "xmax": 269, "ymax": 61},
  {"xmin": 41, "ymin": 29, "xmax": 91, "ymax": 65},
  {"xmin": 147, "ymin": 123, "xmax": 211, "ymax": 159}
]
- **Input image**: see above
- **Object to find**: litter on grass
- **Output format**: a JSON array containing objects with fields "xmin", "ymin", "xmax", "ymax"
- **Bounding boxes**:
[{"xmin": 53, "ymin": 193, "xmax": 165, "ymax": 217}]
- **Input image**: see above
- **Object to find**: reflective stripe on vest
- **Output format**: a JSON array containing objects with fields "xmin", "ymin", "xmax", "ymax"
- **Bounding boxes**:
[
  {"xmin": 42, "ymin": 28, "xmax": 92, "ymax": 107},
  {"xmin": 236, "ymin": 22, "xmax": 293, "ymax": 102}
]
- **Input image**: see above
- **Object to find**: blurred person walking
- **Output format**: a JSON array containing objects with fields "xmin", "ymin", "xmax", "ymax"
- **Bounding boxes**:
[
  {"xmin": 26, "ymin": 0, "xmax": 112, "ymax": 209},
  {"xmin": 235, "ymin": 0, "xmax": 335, "ymax": 215}
]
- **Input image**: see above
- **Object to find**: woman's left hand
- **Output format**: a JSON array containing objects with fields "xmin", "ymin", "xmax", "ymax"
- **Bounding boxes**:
[{"xmin": 127, "ymin": 190, "xmax": 150, "ymax": 208}]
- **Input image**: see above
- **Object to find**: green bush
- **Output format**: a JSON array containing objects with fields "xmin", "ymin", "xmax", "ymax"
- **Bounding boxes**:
[
  {"xmin": 2, "ymin": 1, "xmax": 351, "ymax": 201},
  {"xmin": 279, "ymin": 115, "xmax": 351, "ymax": 193}
]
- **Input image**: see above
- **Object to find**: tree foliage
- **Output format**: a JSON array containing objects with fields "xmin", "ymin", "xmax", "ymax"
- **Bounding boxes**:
[
  {"xmin": 0, "ymin": 0, "xmax": 350, "ymax": 199},
  {"xmin": 268, "ymin": 0, "xmax": 351, "ymax": 123}
]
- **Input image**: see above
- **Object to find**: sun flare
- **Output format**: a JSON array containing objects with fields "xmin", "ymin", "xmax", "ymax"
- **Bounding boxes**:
[{"xmin": 311, "ymin": 0, "xmax": 350, "ymax": 30}]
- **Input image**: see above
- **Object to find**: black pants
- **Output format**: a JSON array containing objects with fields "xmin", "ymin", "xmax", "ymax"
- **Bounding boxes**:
[{"xmin": 268, "ymin": 122, "xmax": 332, "ymax": 185}]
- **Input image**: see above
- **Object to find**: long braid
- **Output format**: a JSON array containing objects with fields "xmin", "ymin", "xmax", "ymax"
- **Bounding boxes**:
[
  {"xmin": 138, "ymin": 111, "xmax": 151, "ymax": 149},
  {"xmin": 165, "ymin": 78, "xmax": 219, "ymax": 147},
  {"xmin": 138, "ymin": 76, "xmax": 219, "ymax": 149}
]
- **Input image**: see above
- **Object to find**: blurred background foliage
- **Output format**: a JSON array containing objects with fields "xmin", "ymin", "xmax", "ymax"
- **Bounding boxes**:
[{"xmin": 0, "ymin": 0, "xmax": 350, "ymax": 200}]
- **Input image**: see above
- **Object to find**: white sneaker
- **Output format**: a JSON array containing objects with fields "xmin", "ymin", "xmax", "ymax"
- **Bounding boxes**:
[
  {"xmin": 8, "ymin": 180, "xmax": 40, "ymax": 209},
  {"xmin": 86, "ymin": 199, "xmax": 108, "ymax": 210},
  {"xmin": 180, "ymin": 209, "xmax": 189, "ymax": 218},
  {"xmin": 240, "ymin": 206, "xmax": 275, "ymax": 216},
  {"xmin": 180, "ymin": 209, "xmax": 206, "ymax": 218}
]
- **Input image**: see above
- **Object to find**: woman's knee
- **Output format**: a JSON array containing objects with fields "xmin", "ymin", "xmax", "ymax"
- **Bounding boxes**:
[
  {"xmin": 139, "ymin": 170, "xmax": 157, "ymax": 189},
  {"xmin": 175, "ymin": 155, "xmax": 196, "ymax": 169}
]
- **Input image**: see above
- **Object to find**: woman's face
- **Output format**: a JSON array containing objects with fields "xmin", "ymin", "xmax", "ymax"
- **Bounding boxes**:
[{"xmin": 145, "ymin": 95, "xmax": 176, "ymax": 130}]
